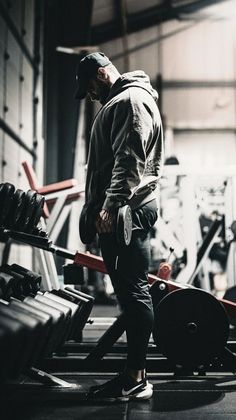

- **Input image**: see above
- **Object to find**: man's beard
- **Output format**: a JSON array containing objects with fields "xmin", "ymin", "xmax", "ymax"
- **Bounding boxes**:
[
  {"xmin": 91, "ymin": 80, "xmax": 110, "ymax": 105},
  {"xmin": 99, "ymin": 84, "xmax": 110, "ymax": 105}
]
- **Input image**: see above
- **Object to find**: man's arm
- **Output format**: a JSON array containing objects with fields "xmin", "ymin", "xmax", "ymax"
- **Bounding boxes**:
[
  {"xmin": 103, "ymin": 94, "xmax": 154, "ymax": 211},
  {"xmin": 96, "ymin": 93, "xmax": 155, "ymax": 233}
]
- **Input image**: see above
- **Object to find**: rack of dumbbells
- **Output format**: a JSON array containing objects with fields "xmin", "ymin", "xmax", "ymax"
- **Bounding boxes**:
[
  {"xmin": 1, "ymin": 181, "xmax": 236, "ymax": 393},
  {"xmin": 0, "ymin": 182, "xmax": 95, "ymax": 396}
]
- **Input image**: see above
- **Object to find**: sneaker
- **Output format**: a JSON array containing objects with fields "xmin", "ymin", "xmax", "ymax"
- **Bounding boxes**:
[{"xmin": 87, "ymin": 373, "xmax": 153, "ymax": 402}]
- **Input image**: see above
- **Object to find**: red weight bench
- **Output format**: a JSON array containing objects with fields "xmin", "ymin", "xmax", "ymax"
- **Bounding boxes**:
[
  {"xmin": 21, "ymin": 160, "xmax": 85, "ymax": 290},
  {"xmin": 22, "ymin": 160, "xmax": 84, "ymax": 241}
]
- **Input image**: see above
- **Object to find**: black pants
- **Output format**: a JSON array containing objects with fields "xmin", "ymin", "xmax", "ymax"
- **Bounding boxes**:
[{"xmin": 99, "ymin": 199, "xmax": 158, "ymax": 370}]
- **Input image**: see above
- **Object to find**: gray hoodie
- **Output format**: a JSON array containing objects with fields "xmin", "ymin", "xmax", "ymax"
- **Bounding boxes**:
[{"xmin": 85, "ymin": 70, "xmax": 164, "ymax": 213}]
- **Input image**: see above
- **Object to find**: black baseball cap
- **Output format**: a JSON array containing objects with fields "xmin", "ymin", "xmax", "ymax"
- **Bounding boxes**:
[{"xmin": 75, "ymin": 52, "xmax": 111, "ymax": 99}]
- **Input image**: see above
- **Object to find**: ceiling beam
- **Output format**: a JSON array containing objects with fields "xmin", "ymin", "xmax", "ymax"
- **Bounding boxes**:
[{"xmin": 91, "ymin": 0, "xmax": 227, "ymax": 44}]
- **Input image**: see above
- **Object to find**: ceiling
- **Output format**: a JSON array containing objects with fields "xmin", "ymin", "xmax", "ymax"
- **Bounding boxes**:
[{"xmin": 90, "ymin": 0, "xmax": 231, "ymax": 44}]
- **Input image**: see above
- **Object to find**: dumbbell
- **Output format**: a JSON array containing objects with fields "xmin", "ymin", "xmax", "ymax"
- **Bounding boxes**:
[
  {"xmin": 0, "ymin": 326, "xmax": 12, "ymax": 382},
  {"xmin": 34, "ymin": 292, "xmax": 72, "ymax": 344},
  {"xmin": 51, "ymin": 287, "xmax": 94, "ymax": 340},
  {"xmin": 10, "ymin": 264, "xmax": 42, "ymax": 294},
  {"xmin": 0, "ymin": 268, "xmax": 23, "ymax": 299},
  {"xmin": 42, "ymin": 291, "xmax": 79, "ymax": 340},
  {"xmin": 31, "ymin": 289, "xmax": 93, "ymax": 343},
  {"xmin": 0, "ymin": 313, "xmax": 26, "ymax": 380},
  {"xmin": 14, "ymin": 189, "xmax": 45, "ymax": 233},
  {"xmin": 5, "ymin": 301, "xmax": 46, "ymax": 366},
  {"xmin": 0, "ymin": 182, "xmax": 45, "ymax": 233},
  {"xmin": 9, "ymin": 297, "xmax": 53, "ymax": 359},
  {"xmin": 65, "ymin": 287, "xmax": 94, "ymax": 336},
  {"xmin": 39, "ymin": 289, "xmax": 94, "ymax": 341},
  {"xmin": 0, "ymin": 302, "xmax": 43, "ymax": 373},
  {"xmin": 4, "ymin": 188, "xmax": 26, "ymax": 230},
  {"xmin": 22, "ymin": 296, "xmax": 61, "ymax": 356},
  {"xmin": 0, "ymin": 183, "xmax": 15, "ymax": 227},
  {"xmin": 79, "ymin": 203, "xmax": 132, "ymax": 246},
  {"xmin": 0, "ymin": 264, "xmax": 40, "ymax": 298},
  {"xmin": 23, "ymin": 296, "xmax": 66, "ymax": 352},
  {"xmin": 0, "ymin": 272, "xmax": 14, "ymax": 299}
]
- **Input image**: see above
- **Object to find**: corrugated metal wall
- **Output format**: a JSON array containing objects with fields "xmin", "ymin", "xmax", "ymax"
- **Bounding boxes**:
[
  {"xmin": 0, "ymin": 0, "xmax": 44, "ymax": 267},
  {"xmin": 161, "ymin": 18, "xmax": 236, "ymax": 165}
]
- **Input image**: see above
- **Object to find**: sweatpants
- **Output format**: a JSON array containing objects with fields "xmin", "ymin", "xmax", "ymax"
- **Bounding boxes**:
[{"xmin": 99, "ymin": 199, "xmax": 158, "ymax": 370}]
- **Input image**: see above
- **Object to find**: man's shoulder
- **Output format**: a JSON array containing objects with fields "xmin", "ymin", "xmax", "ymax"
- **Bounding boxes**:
[
  {"xmin": 103, "ymin": 89, "xmax": 131, "ymax": 110},
  {"xmin": 107, "ymin": 86, "xmax": 151, "ymax": 106}
]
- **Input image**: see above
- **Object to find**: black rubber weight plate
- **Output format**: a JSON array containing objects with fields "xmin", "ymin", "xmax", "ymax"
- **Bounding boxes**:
[
  {"xmin": 223, "ymin": 286, "xmax": 236, "ymax": 326},
  {"xmin": 153, "ymin": 288, "xmax": 229, "ymax": 368},
  {"xmin": 79, "ymin": 204, "xmax": 96, "ymax": 244},
  {"xmin": 0, "ymin": 183, "xmax": 15, "ymax": 227},
  {"xmin": 26, "ymin": 193, "xmax": 45, "ymax": 233},
  {"xmin": 117, "ymin": 205, "xmax": 132, "ymax": 245},
  {"xmin": 5, "ymin": 189, "xmax": 25, "ymax": 230},
  {"xmin": 18, "ymin": 189, "xmax": 36, "ymax": 232}
]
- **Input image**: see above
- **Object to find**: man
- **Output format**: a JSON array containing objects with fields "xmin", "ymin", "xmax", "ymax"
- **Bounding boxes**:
[{"xmin": 75, "ymin": 52, "xmax": 164, "ymax": 401}]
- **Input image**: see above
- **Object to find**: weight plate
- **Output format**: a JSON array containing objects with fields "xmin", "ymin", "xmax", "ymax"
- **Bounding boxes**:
[
  {"xmin": 0, "ymin": 183, "xmax": 15, "ymax": 227},
  {"xmin": 14, "ymin": 190, "xmax": 26, "ymax": 225},
  {"xmin": 17, "ymin": 189, "xmax": 37, "ymax": 232},
  {"xmin": 5, "ymin": 189, "xmax": 25, "ymax": 230},
  {"xmin": 153, "ymin": 288, "xmax": 229, "ymax": 369},
  {"xmin": 79, "ymin": 204, "xmax": 96, "ymax": 244},
  {"xmin": 231, "ymin": 221, "xmax": 236, "ymax": 238},
  {"xmin": 117, "ymin": 205, "xmax": 132, "ymax": 246},
  {"xmin": 26, "ymin": 192, "xmax": 45, "ymax": 233},
  {"xmin": 223, "ymin": 286, "xmax": 236, "ymax": 326}
]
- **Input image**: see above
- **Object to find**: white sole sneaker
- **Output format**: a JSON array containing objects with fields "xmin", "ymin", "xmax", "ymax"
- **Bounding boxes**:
[
  {"xmin": 130, "ymin": 382, "xmax": 153, "ymax": 400},
  {"xmin": 87, "ymin": 383, "xmax": 153, "ymax": 403}
]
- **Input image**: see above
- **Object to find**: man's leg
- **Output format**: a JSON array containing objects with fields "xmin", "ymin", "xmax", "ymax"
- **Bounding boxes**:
[{"xmin": 88, "ymin": 201, "xmax": 157, "ymax": 400}]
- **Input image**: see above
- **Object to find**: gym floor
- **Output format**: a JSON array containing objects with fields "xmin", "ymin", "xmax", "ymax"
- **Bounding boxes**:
[{"xmin": 1, "ymin": 303, "xmax": 236, "ymax": 420}]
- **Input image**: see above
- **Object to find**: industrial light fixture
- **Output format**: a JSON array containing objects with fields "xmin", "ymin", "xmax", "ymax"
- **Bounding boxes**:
[{"xmin": 56, "ymin": 46, "xmax": 99, "ymax": 55}]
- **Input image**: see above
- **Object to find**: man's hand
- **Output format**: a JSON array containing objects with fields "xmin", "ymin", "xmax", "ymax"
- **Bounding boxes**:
[{"xmin": 95, "ymin": 209, "xmax": 115, "ymax": 233}]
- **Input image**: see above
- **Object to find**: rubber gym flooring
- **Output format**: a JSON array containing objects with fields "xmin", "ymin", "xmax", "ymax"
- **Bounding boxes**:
[{"xmin": 1, "ymin": 304, "xmax": 236, "ymax": 420}]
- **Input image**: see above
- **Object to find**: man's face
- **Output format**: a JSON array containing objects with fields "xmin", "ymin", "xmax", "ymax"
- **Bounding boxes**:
[{"xmin": 87, "ymin": 77, "xmax": 110, "ymax": 105}]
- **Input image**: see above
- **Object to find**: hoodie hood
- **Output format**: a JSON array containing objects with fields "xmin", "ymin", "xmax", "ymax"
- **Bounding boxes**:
[{"xmin": 107, "ymin": 70, "xmax": 159, "ymax": 104}]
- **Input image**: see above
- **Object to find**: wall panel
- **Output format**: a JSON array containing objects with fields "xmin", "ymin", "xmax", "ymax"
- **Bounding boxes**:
[
  {"xmin": 20, "ymin": 56, "xmax": 33, "ymax": 146},
  {"xmin": 3, "ymin": 134, "xmax": 20, "ymax": 184},
  {"xmin": 174, "ymin": 131, "xmax": 236, "ymax": 167},
  {"xmin": 163, "ymin": 87, "xmax": 236, "ymax": 129},
  {"xmin": 162, "ymin": 19, "xmax": 235, "ymax": 81},
  {"xmin": 5, "ymin": 31, "xmax": 20, "ymax": 134},
  {"xmin": 0, "ymin": 15, "xmax": 6, "ymax": 120},
  {"xmin": 0, "ymin": 0, "xmax": 44, "ymax": 272}
]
